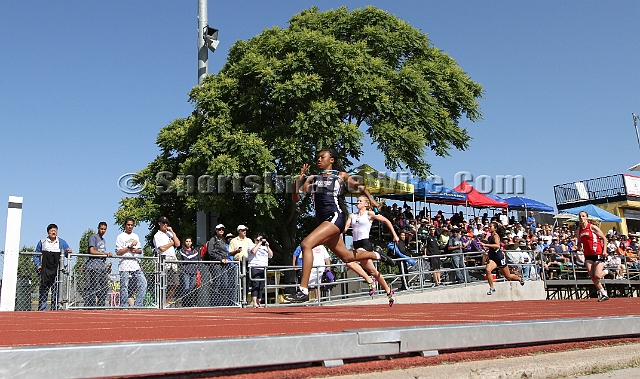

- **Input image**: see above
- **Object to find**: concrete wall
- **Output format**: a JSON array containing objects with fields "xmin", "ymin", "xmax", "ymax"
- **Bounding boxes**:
[{"xmin": 333, "ymin": 280, "xmax": 546, "ymax": 306}]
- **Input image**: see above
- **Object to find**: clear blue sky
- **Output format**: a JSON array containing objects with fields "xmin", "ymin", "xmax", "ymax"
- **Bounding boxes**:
[{"xmin": 1, "ymin": 1, "xmax": 639, "ymax": 263}]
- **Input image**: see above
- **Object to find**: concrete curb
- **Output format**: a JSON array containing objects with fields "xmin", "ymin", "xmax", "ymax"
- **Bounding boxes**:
[{"xmin": 333, "ymin": 343, "xmax": 640, "ymax": 379}]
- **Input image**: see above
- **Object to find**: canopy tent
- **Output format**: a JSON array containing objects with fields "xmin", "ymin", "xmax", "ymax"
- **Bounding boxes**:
[
  {"xmin": 348, "ymin": 164, "xmax": 414, "ymax": 195},
  {"xmin": 561, "ymin": 204, "xmax": 622, "ymax": 222},
  {"xmin": 504, "ymin": 196, "xmax": 554, "ymax": 212},
  {"xmin": 453, "ymin": 181, "xmax": 508, "ymax": 208},
  {"xmin": 382, "ymin": 178, "xmax": 466, "ymax": 205},
  {"xmin": 554, "ymin": 213, "xmax": 575, "ymax": 220},
  {"xmin": 486, "ymin": 194, "xmax": 505, "ymax": 203}
]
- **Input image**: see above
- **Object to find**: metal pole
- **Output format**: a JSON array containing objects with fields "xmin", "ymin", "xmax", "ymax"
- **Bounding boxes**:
[
  {"xmin": 198, "ymin": 0, "xmax": 208, "ymax": 85},
  {"xmin": 632, "ymin": 113, "xmax": 640, "ymax": 152},
  {"xmin": 196, "ymin": 0, "xmax": 208, "ymax": 245}
]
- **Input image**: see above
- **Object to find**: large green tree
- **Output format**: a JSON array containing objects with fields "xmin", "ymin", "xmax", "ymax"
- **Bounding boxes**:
[{"xmin": 116, "ymin": 6, "xmax": 482, "ymax": 263}]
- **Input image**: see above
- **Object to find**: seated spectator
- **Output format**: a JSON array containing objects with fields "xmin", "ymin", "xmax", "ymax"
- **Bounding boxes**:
[
  {"xmin": 605, "ymin": 251, "xmax": 624, "ymax": 279},
  {"xmin": 544, "ymin": 247, "xmax": 563, "ymax": 280}
]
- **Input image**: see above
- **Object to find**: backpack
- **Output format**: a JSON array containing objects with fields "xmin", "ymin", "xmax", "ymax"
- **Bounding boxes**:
[{"xmin": 199, "ymin": 242, "xmax": 209, "ymax": 259}]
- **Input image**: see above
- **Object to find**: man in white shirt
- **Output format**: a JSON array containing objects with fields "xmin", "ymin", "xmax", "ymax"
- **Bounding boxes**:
[
  {"xmin": 154, "ymin": 216, "xmax": 180, "ymax": 307},
  {"xmin": 499, "ymin": 209, "xmax": 509, "ymax": 227},
  {"xmin": 229, "ymin": 225, "xmax": 251, "ymax": 262},
  {"xmin": 115, "ymin": 218, "xmax": 147, "ymax": 307}
]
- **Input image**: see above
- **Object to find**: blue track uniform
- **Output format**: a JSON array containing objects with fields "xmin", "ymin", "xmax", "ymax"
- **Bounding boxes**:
[{"xmin": 311, "ymin": 173, "xmax": 346, "ymax": 231}]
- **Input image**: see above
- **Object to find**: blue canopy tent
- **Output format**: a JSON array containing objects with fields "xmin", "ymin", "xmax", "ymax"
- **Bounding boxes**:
[
  {"xmin": 504, "ymin": 196, "xmax": 554, "ymax": 212},
  {"xmin": 561, "ymin": 204, "xmax": 622, "ymax": 222}
]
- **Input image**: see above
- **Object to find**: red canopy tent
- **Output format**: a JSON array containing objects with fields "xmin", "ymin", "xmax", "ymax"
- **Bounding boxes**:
[{"xmin": 453, "ymin": 181, "xmax": 508, "ymax": 208}]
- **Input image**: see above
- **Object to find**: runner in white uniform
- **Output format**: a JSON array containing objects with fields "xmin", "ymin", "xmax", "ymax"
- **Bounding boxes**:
[{"xmin": 345, "ymin": 195, "xmax": 399, "ymax": 306}]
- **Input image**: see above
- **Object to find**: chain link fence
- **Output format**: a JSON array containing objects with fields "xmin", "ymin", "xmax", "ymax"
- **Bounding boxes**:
[{"xmin": 2, "ymin": 248, "xmax": 541, "ymax": 310}]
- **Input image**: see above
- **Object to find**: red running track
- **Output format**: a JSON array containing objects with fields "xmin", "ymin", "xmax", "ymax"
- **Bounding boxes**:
[{"xmin": 3, "ymin": 298, "xmax": 640, "ymax": 348}]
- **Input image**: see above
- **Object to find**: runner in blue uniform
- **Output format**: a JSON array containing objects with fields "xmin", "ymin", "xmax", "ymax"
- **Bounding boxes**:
[{"xmin": 286, "ymin": 149, "xmax": 395, "ymax": 303}]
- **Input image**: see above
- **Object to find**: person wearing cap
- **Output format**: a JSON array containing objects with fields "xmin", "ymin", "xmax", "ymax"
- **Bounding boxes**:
[
  {"xmin": 154, "ymin": 216, "xmax": 181, "ymax": 307},
  {"xmin": 205, "ymin": 224, "xmax": 234, "ymax": 306},
  {"xmin": 34, "ymin": 223, "xmax": 72, "ymax": 310},
  {"xmin": 229, "ymin": 225, "xmax": 251, "ymax": 262}
]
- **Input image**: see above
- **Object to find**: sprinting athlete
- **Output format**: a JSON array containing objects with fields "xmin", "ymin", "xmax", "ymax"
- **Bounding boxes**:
[
  {"xmin": 344, "ymin": 195, "xmax": 399, "ymax": 306},
  {"xmin": 479, "ymin": 222, "xmax": 524, "ymax": 295},
  {"xmin": 286, "ymin": 149, "xmax": 394, "ymax": 303},
  {"xmin": 577, "ymin": 211, "xmax": 609, "ymax": 301}
]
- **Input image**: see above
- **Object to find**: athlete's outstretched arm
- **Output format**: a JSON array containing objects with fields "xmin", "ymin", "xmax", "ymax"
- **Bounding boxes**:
[
  {"xmin": 292, "ymin": 164, "xmax": 313, "ymax": 203},
  {"xmin": 371, "ymin": 212, "xmax": 399, "ymax": 242},
  {"xmin": 340, "ymin": 172, "xmax": 380, "ymax": 209}
]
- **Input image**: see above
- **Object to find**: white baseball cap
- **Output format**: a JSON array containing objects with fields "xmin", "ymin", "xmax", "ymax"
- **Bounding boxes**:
[
  {"xmin": 237, "ymin": 224, "xmax": 248, "ymax": 231},
  {"xmin": 215, "ymin": 224, "xmax": 225, "ymax": 230}
]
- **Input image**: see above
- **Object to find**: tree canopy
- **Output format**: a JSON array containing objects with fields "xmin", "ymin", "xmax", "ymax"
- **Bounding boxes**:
[{"xmin": 115, "ymin": 6, "xmax": 482, "ymax": 262}]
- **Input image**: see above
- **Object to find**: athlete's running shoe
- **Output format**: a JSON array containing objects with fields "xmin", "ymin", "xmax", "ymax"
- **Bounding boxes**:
[
  {"xmin": 285, "ymin": 289, "xmax": 309, "ymax": 303},
  {"xmin": 368, "ymin": 278, "xmax": 377, "ymax": 296},
  {"xmin": 487, "ymin": 288, "xmax": 496, "ymax": 295},
  {"xmin": 598, "ymin": 294, "xmax": 610, "ymax": 302},
  {"xmin": 387, "ymin": 289, "xmax": 395, "ymax": 307},
  {"xmin": 377, "ymin": 252, "xmax": 396, "ymax": 266}
]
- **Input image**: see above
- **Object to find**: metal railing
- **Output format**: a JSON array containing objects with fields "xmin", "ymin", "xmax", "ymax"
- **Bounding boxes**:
[
  {"xmin": 2, "ymin": 248, "xmax": 541, "ymax": 310},
  {"xmin": 554, "ymin": 174, "xmax": 626, "ymax": 207},
  {"xmin": 542, "ymin": 250, "xmax": 640, "ymax": 299}
]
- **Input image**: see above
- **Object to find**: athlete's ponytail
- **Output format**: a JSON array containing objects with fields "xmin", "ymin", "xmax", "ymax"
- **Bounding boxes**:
[{"xmin": 491, "ymin": 221, "xmax": 506, "ymax": 239}]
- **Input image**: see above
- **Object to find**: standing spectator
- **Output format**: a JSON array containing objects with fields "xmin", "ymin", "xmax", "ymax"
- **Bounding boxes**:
[
  {"xmin": 154, "ymin": 216, "xmax": 181, "ymax": 307},
  {"xmin": 248, "ymin": 233, "xmax": 273, "ymax": 308},
  {"xmin": 526, "ymin": 211, "xmax": 537, "ymax": 234},
  {"xmin": 84, "ymin": 222, "xmax": 113, "ymax": 307},
  {"xmin": 425, "ymin": 226, "xmax": 442, "ymax": 286},
  {"xmin": 179, "ymin": 236, "xmax": 199, "ymax": 307},
  {"xmin": 307, "ymin": 245, "xmax": 331, "ymax": 302},
  {"xmin": 229, "ymin": 225, "xmax": 251, "ymax": 262},
  {"xmin": 229, "ymin": 225, "xmax": 251, "ymax": 302},
  {"xmin": 115, "ymin": 218, "xmax": 147, "ymax": 307},
  {"xmin": 499, "ymin": 209, "xmax": 509, "ymax": 227},
  {"xmin": 34, "ymin": 224, "xmax": 72, "ymax": 311},
  {"xmin": 206, "ymin": 224, "xmax": 233, "ymax": 306},
  {"xmin": 225, "ymin": 232, "xmax": 238, "ymax": 304},
  {"xmin": 391, "ymin": 230, "xmax": 412, "ymax": 291},
  {"xmin": 447, "ymin": 226, "xmax": 470, "ymax": 284}
]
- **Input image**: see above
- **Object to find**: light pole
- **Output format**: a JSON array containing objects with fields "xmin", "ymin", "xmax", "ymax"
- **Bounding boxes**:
[
  {"xmin": 196, "ymin": 0, "xmax": 219, "ymax": 245},
  {"xmin": 634, "ymin": 113, "xmax": 640, "ymax": 152}
]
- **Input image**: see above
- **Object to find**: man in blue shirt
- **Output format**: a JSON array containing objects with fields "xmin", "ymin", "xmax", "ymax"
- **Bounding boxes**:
[
  {"xmin": 526, "ymin": 212, "xmax": 537, "ymax": 234},
  {"xmin": 34, "ymin": 224, "xmax": 72, "ymax": 311},
  {"xmin": 85, "ymin": 222, "xmax": 113, "ymax": 307}
]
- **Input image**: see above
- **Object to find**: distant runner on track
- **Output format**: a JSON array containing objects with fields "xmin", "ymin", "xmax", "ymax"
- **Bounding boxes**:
[
  {"xmin": 479, "ymin": 221, "xmax": 524, "ymax": 295},
  {"xmin": 577, "ymin": 211, "xmax": 610, "ymax": 302}
]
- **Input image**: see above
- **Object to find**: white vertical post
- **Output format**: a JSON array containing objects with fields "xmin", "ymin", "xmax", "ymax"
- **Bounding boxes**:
[{"xmin": 0, "ymin": 196, "xmax": 24, "ymax": 311}]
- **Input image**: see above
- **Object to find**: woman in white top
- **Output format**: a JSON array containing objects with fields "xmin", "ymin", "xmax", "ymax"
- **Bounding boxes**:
[
  {"xmin": 344, "ymin": 195, "xmax": 400, "ymax": 306},
  {"xmin": 248, "ymin": 233, "xmax": 273, "ymax": 308}
]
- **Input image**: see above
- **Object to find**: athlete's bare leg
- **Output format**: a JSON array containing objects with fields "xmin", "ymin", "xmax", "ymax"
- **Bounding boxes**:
[
  {"xmin": 486, "ymin": 260, "xmax": 497, "ymax": 289},
  {"xmin": 299, "ymin": 222, "xmax": 377, "ymax": 289}
]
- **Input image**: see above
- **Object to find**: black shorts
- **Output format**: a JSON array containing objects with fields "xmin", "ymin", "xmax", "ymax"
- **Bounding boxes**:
[
  {"xmin": 585, "ymin": 255, "xmax": 606, "ymax": 262},
  {"xmin": 429, "ymin": 256, "xmax": 441, "ymax": 270},
  {"xmin": 316, "ymin": 211, "xmax": 346, "ymax": 231},
  {"xmin": 489, "ymin": 249, "xmax": 507, "ymax": 269},
  {"xmin": 352, "ymin": 239, "xmax": 373, "ymax": 251}
]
